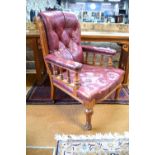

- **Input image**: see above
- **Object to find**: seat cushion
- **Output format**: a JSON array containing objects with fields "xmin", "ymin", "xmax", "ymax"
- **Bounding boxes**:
[{"xmin": 53, "ymin": 64, "xmax": 125, "ymax": 102}]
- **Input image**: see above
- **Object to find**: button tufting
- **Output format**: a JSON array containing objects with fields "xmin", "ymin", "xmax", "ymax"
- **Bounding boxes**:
[{"xmin": 40, "ymin": 11, "xmax": 84, "ymax": 63}]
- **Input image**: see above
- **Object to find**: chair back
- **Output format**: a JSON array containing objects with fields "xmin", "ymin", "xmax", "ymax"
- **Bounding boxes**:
[{"xmin": 39, "ymin": 11, "xmax": 83, "ymax": 63}]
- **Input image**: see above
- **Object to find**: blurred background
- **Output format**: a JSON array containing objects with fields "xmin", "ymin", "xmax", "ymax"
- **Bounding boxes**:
[{"xmin": 26, "ymin": 0, "xmax": 129, "ymax": 24}]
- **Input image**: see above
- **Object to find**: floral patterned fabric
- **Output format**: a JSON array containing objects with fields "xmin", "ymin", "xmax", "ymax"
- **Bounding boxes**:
[{"xmin": 53, "ymin": 65, "xmax": 125, "ymax": 102}]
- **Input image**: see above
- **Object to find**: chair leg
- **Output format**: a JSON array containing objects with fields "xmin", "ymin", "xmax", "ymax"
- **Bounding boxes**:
[
  {"xmin": 84, "ymin": 108, "xmax": 93, "ymax": 130},
  {"xmin": 51, "ymin": 83, "xmax": 56, "ymax": 104},
  {"xmin": 115, "ymin": 86, "xmax": 121, "ymax": 100}
]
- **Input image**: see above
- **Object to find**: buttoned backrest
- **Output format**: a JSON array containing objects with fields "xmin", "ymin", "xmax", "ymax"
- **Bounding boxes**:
[{"xmin": 39, "ymin": 11, "xmax": 83, "ymax": 63}]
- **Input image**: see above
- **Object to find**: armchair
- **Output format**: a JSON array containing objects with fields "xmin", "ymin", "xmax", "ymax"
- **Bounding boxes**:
[{"xmin": 36, "ymin": 11, "xmax": 125, "ymax": 130}]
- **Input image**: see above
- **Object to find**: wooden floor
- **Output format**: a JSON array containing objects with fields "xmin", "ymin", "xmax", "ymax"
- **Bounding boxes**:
[
  {"xmin": 26, "ymin": 74, "xmax": 129, "ymax": 154},
  {"xmin": 26, "ymin": 147, "xmax": 55, "ymax": 155},
  {"xmin": 27, "ymin": 104, "xmax": 128, "ymax": 145}
]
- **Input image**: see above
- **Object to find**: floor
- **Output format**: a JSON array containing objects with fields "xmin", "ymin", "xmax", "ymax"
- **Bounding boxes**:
[
  {"xmin": 26, "ymin": 74, "xmax": 129, "ymax": 155},
  {"xmin": 26, "ymin": 147, "xmax": 55, "ymax": 155}
]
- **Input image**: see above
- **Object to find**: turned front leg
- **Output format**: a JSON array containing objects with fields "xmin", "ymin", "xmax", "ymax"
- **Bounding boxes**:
[
  {"xmin": 115, "ymin": 86, "xmax": 121, "ymax": 100},
  {"xmin": 84, "ymin": 100, "xmax": 95, "ymax": 130},
  {"xmin": 84, "ymin": 108, "xmax": 93, "ymax": 130}
]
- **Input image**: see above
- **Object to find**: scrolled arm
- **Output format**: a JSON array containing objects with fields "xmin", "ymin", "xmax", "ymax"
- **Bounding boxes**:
[
  {"xmin": 82, "ymin": 45, "xmax": 116, "ymax": 56},
  {"xmin": 45, "ymin": 54, "xmax": 83, "ymax": 72}
]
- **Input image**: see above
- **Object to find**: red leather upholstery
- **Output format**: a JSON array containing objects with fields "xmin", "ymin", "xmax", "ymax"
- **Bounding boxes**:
[
  {"xmin": 82, "ymin": 45, "xmax": 116, "ymax": 56},
  {"xmin": 39, "ymin": 11, "xmax": 125, "ymax": 102},
  {"xmin": 39, "ymin": 11, "xmax": 84, "ymax": 63},
  {"xmin": 45, "ymin": 54, "xmax": 83, "ymax": 71},
  {"xmin": 53, "ymin": 64, "xmax": 125, "ymax": 102}
]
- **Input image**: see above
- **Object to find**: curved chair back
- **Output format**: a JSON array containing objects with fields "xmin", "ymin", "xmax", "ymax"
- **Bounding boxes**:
[{"xmin": 39, "ymin": 11, "xmax": 84, "ymax": 63}]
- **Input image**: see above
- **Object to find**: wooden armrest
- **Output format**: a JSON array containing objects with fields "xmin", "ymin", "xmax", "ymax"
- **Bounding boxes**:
[
  {"xmin": 45, "ymin": 54, "xmax": 83, "ymax": 72},
  {"xmin": 82, "ymin": 45, "xmax": 114, "ymax": 67},
  {"xmin": 82, "ymin": 45, "xmax": 116, "ymax": 56},
  {"xmin": 45, "ymin": 54, "xmax": 81, "ymax": 93}
]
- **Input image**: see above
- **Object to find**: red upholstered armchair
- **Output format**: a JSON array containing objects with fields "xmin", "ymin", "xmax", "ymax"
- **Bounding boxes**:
[{"xmin": 36, "ymin": 11, "xmax": 125, "ymax": 130}]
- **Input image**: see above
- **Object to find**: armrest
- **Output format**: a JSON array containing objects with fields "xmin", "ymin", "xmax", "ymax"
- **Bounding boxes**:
[
  {"xmin": 82, "ymin": 45, "xmax": 116, "ymax": 56},
  {"xmin": 45, "ymin": 54, "xmax": 83, "ymax": 72}
]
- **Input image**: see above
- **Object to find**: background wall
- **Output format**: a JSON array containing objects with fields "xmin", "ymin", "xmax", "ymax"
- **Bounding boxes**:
[
  {"xmin": 26, "ymin": 0, "xmax": 129, "ymax": 22},
  {"xmin": 26, "ymin": 0, "xmax": 57, "ymax": 21}
]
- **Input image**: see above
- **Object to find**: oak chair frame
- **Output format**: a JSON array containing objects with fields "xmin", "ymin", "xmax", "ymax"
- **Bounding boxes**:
[{"xmin": 36, "ymin": 16, "xmax": 123, "ymax": 130}]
